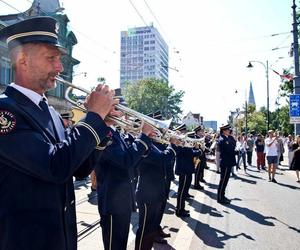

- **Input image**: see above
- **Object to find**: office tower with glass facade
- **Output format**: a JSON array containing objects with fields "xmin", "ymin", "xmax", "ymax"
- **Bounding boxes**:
[{"xmin": 120, "ymin": 25, "xmax": 169, "ymax": 88}]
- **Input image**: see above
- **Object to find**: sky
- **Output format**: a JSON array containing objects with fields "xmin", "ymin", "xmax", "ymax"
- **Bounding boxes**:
[{"xmin": 0, "ymin": 0, "xmax": 295, "ymax": 126}]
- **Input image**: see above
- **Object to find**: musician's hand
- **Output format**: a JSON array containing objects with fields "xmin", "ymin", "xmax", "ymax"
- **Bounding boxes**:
[
  {"xmin": 109, "ymin": 108, "xmax": 123, "ymax": 118},
  {"xmin": 85, "ymin": 84, "xmax": 117, "ymax": 120},
  {"xmin": 141, "ymin": 123, "xmax": 155, "ymax": 136},
  {"xmin": 170, "ymin": 137, "xmax": 181, "ymax": 146}
]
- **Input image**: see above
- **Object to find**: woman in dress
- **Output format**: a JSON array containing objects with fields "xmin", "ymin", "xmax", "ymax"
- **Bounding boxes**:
[{"xmin": 291, "ymin": 135, "xmax": 300, "ymax": 183}]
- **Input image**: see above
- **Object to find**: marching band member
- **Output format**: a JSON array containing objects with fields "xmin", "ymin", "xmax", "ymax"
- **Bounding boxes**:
[
  {"xmin": 94, "ymin": 117, "xmax": 155, "ymax": 250},
  {"xmin": 174, "ymin": 124, "xmax": 202, "ymax": 217},
  {"xmin": 134, "ymin": 136, "xmax": 180, "ymax": 250},
  {"xmin": 0, "ymin": 17, "xmax": 117, "ymax": 250},
  {"xmin": 217, "ymin": 124, "xmax": 236, "ymax": 204}
]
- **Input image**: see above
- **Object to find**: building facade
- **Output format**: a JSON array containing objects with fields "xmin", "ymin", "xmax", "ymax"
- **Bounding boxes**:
[
  {"xmin": 0, "ymin": 0, "xmax": 79, "ymax": 113},
  {"xmin": 120, "ymin": 25, "xmax": 169, "ymax": 88},
  {"xmin": 182, "ymin": 111, "xmax": 203, "ymax": 130},
  {"xmin": 203, "ymin": 120, "xmax": 218, "ymax": 132}
]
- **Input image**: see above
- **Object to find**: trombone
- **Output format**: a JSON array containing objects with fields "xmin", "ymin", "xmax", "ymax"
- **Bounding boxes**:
[{"xmin": 55, "ymin": 76, "xmax": 172, "ymax": 137}]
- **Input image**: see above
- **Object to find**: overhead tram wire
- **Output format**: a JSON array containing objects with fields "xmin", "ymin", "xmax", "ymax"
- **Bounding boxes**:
[
  {"xmin": 128, "ymin": 0, "xmax": 149, "ymax": 27},
  {"xmin": 142, "ymin": 0, "xmax": 169, "ymax": 43},
  {"xmin": 142, "ymin": 0, "xmax": 183, "ymax": 66},
  {"xmin": 0, "ymin": 0, "xmax": 29, "ymax": 17},
  {"xmin": 128, "ymin": 0, "xmax": 182, "ymax": 75},
  {"xmin": 4, "ymin": 0, "xmax": 120, "ymax": 74},
  {"xmin": 22, "ymin": 0, "xmax": 117, "ymax": 55}
]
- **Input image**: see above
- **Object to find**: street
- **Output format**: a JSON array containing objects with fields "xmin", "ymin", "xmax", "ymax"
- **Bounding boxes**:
[{"xmin": 76, "ymin": 154, "xmax": 300, "ymax": 250}]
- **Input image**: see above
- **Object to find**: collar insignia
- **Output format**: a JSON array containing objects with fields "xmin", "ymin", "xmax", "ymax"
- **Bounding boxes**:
[{"xmin": 0, "ymin": 110, "xmax": 16, "ymax": 134}]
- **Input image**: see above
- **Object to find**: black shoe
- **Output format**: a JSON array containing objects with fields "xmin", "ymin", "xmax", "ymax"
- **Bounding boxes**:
[
  {"xmin": 194, "ymin": 185, "xmax": 204, "ymax": 190},
  {"xmin": 75, "ymin": 177, "xmax": 87, "ymax": 181},
  {"xmin": 159, "ymin": 231, "xmax": 171, "ymax": 238},
  {"xmin": 176, "ymin": 210, "xmax": 190, "ymax": 217},
  {"xmin": 223, "ymin": 197, "xmax": 231, "ymax": 203},
  {"xmin": 268, "ymin": 177, "xmax": 271, "ymax": 182},
  {"xmin": 217, "ymin": 198, "xmax": 231, "ymax": 204},
  {"xmin": 88, "ymin": 190, "xmax": 97, "ymax": 198},
  {"xmin": 154, "ymin": 236, "xmax": 168, "ymax": 244},
  {"xmin": 271, "ymin": 178, "xmax": 277, "ymax": 183}
]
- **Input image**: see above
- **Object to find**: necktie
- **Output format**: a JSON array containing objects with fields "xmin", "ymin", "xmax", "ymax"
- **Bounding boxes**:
[{"xmin": 39, "ymin": 98, "xmax": 58, "ymax": 140}]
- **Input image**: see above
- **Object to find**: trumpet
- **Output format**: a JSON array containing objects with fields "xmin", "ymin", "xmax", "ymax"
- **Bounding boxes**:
[
  {"xmin": 181, "ymin": 136, "xmax": 206, "ymax": 149},
  {"xmin": 55, "ymin": 76, "xmax": 172, "ymax": 136}
]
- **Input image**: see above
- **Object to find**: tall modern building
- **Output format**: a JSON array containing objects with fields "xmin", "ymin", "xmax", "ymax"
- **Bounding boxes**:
[
  {"xmin": 248, "ymin": 81, "xmax": 256, "ymax": 106},
  {"xmin": 120, "ymin": 25, "xmax": 169, "ymax": 88}
]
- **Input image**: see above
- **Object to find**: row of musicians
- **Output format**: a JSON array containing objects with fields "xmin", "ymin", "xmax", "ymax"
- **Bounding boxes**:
[{"xmin": 91, "ymin": 121, "xmax": 207, "ymax": 250}]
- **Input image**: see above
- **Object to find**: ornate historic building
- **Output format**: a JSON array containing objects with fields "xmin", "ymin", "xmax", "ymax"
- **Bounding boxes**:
[{"xmin": 0, "ymin": 0, "xmax": 79, "ymax": 112}]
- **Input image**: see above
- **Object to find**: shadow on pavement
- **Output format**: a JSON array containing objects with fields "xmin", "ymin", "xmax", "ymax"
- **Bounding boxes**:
[
  {"xmin": 153, "ymin": 242, "xmax": 175, "ymax": 250},
  {"xmin": 266, "ymin": 216, "xmax": 300, "ymax": 234},
  {"xmin": 190, "ymin": 199, "xmax": 223, "ymax": 218},
  {"xmin": 227, "ymin": 203, "xmax": 275, "ymax": 226},
  {"xmin": 164, "ymin": 201, "xmax": 176, "ymax": 215},
  {"xmin": 243, "ymin": 173, "xmax": 265, "ymax": 180},
  {"xmin": 276, "ymin": 182, "xmax": 300, "ymax": 190},
  {"xmin": 205, "ymin": 182, "xmax": 219, "ymax": 190},
  {"xmin": 187, "ymin": 217, "xmax": 254, "ymax": 248},
  {"xmin": 232, "ymin": 174, "xmax": 257, "ymax": 184},
  {"xmin": 74, "ymin": 179, "xmax": 90, "ymax": 190}
]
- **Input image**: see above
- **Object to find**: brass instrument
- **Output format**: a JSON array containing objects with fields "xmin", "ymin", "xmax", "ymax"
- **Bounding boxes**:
[
  {"xmin": 193, "ymin": 156, "xmax": 201, "ymax": 168},
  {"xmin": 181, "ymin": 136, "xmax": 206, "ymax": 149},
  {"xmin": 56, "ymin": 76, "xmax": 172, "ymax": 137}
]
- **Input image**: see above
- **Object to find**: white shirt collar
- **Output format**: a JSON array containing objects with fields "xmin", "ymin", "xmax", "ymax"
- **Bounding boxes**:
[{"xmin": 10, "ymin": 83, "xmax": 47, "ymax": 107}]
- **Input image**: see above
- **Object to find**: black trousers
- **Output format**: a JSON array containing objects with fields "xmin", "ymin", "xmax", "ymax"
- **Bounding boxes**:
[
  {"xmin": 135, "ymin": 202, "xmax": 163, "ymax": 250},
  {"xmin": 247, "ymin": 151, "xmax": 253, "ymax": 165},
  {"xmin": 217, "ymin": 166, "xmax": 232, "ymax": 201},
  {"xmin": 176, "ymin": 174, "xmax": 192, "ymax": 211},
  {"xmin": 100, "ymin": 212, "xmax": 131, "ymax": 250},
  {"xmin": 194, "ymin": 158, "xmax": 206, "ymax": 186},
  {"xmin": 157, "ymin": 179, "xmax": 171, "ymax": 227}
]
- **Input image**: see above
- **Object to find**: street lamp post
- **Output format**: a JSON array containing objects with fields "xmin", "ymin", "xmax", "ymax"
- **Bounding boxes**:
[
  {"xmin": 292, "ymin": 0, "xmax": 300, "ymax": 135},
  {"xmin": 247, "ymin": 60, "xmax": 270, "ymax": 131}
]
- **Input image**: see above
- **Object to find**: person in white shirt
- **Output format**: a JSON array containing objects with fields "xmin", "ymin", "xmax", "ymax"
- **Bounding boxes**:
[{"xmin": 264, "ymin": 130, "xmax": 278, "ymax": 183}]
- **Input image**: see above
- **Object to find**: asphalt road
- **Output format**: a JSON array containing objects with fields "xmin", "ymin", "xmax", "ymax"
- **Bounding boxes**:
[{"xmin": 76, "ymin": 153, "xmax": 300, "ymax": 250}]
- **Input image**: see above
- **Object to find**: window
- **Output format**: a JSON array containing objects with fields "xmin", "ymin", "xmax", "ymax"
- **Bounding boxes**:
[{"xmin": 0, "ymin": 59, "xmax": 11, "ymax": 85}]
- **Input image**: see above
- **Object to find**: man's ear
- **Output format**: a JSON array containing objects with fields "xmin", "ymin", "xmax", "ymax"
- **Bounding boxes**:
[{"xmin": 17, "ymin": 51, "xmax": 28, "ymax": 67}]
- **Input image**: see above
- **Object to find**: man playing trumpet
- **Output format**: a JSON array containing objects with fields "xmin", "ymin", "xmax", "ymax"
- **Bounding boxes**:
[{"xmin": 0, "ymin": 16, "xmax": 118, "ymax": 250}]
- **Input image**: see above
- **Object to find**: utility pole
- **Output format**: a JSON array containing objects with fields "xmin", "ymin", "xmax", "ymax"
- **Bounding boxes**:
[{"xmin": 292, "ymin": 0, "xmax": 300, "ymax": 135}]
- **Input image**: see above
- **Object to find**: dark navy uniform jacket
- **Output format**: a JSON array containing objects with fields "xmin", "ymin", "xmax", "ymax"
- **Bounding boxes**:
[
  {"xmin": 96, "ymin": 128, "xmax": 152, "ymax": 215},
  {"xmin": 218, "ymin": 134, "xmax": 236, "ymax": 168},
  {"xmin": 135, "ymin": 143, "xmax": 177, "ymax": 204},
  {"xmin": 0, "ymin": 86, "xmax": 110, "ymax": 250},
  {"xmin": 175, "ymin": 147, "xmax": 201, "ymax": 175}
]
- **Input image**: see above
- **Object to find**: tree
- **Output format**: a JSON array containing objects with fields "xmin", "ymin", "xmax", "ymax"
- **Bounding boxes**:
[
  {"xmin": 270, "ymin": 105, "xmax": 294, "ymax": 135},
  {"xmin": 123, "ymin": 78, "xmax": 184, "ymax": 120}
]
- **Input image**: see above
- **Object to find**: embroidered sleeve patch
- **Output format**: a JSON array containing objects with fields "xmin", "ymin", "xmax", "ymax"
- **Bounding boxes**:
[{"xmin": 0, "ymin": 110, "xmax": 16, "ymax": 134}]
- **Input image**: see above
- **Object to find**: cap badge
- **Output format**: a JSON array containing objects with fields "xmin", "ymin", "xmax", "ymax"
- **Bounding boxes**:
[{"xmin": 55, "ymin": 22, "xmax": 60, "ymax": 34}]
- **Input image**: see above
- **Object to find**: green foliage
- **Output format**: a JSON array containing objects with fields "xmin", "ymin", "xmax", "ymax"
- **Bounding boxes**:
[
  {"xmin": 123, "ymin": 78, "xmax": 184, "ymax": 120},
  {"xmin": 247, "ymin": 110, "xmax": 267, "ymax": 135},
  {"xmin": 270, "ymin": 105, "xmax": 294, "ymax": 135},
  {"xmin": 279, "ymin": 69, "xmax": 293, "ymax": 98}
]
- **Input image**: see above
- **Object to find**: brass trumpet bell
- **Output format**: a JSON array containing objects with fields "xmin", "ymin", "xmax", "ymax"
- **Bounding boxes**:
[{"xmin": 56, "ymin": 76, "xmax": 172, "ymax": 135}]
